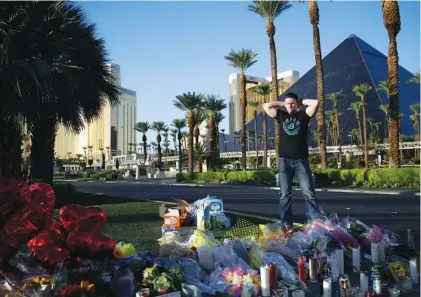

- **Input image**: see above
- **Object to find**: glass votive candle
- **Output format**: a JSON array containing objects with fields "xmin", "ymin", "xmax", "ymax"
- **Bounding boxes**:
[
  {"xmin": 388, "ymin": 286, "xmax": 401, "ymax": 297},
  {"xmin": 398, "ymin": 276, "xmax": 412, "ymax": 292}
]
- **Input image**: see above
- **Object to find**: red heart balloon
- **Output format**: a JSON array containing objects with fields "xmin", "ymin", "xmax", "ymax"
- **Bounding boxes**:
[
  {"xmin": 29, "ymin": 183, "xmax": 55, "ymax": 220},
  {"xmin": 0, "ymin": 204, "xmax": 49, "ymax": 248},
  {"xmin": 66, "ymin": 231, "xmax": 116, "ymax": 259},
  {"xmin": 0, "ymin": 178, "xmax": 28, "ymax": 221},
  {"xmin": 0, "ymin": 182, "xmax": 54, "ymax": 248},
  {"xmin": 27, "ymin": 219, "xmax": 69, "ymax": 265},
  {"xmin": 59, "ymin": 205, "xmax": 107, "ymax": 233}
]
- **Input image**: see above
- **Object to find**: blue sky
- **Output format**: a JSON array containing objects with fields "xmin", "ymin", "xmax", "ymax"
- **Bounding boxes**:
[{"xmin": 79, "ymin": 1, "xmax": 420, "ymax": 141}]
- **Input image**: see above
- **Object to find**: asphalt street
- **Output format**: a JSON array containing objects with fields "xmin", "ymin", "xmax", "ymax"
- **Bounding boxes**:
[{"xmin": 70, "ymin": 180, "xmax": 420, "ymax": 248}]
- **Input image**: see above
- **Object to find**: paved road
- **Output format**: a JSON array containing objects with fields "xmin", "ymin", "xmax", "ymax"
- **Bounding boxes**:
[{"xmin": 71, "ymin": 180, "xmax": 420, "ymax": 248}]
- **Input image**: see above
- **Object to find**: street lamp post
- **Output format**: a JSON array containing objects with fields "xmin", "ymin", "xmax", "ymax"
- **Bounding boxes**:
[
  {"xmin": 67, "ymin": 152, "xmax": 71, "ymax": 172},
  {"xmin": 221, "ymin": 129, "xmax": 226, "ymax": 152}
]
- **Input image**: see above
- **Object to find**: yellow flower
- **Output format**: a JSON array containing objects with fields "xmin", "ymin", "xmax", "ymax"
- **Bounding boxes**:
[
  {"xmin": 32, "ymin": 277, "xmax": 40, "ymax": 284},
  {"xmin": 40, "ymin": 277, "xmax": 53, "ymax": 285},
  {"xmin": 80, "ymin": 281, "xmax": 95, "ymax": 292}
]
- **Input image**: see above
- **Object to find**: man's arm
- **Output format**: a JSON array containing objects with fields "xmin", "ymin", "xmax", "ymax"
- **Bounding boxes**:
[
  {"xmin": 301, "ymin": 99, "xmax": 319, "ymax": 117},
  {"xmin": 262, "ymin": 101, "xmax": 284, "ymax": 119}
]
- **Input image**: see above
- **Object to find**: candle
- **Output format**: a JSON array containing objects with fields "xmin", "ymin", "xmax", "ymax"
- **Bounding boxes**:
[
  {"xmin": 336, "ymin": 249, "xmax": 344, "ymax": 275},
  {"xmin": 352, "ymin": 247, "xmax": 360, "ymax": 272},
  {"xmin": 323, "ymin": 278, "xmax": 332, "ymax": 297},
  {"xmin": 409, "ymin": 258, "xmax": 418, "ymax": 284},
  {"xmin": 309, "ymin": 257, "xmax": 318, "ymax": 282},
  {"xmin": 371, "ymin": 242, "xmax": 379, "ymax": 263},
  {"xmin": 388, "ymin": 286, "xmax": 401, "ymax": 297},
  {"xmin": 292, "ymin": 290, "xmax": 305, "ymax": 297},
  {"xmin": 377, "ymin": 243, "xmax": 385, "ymax": 262},
  {"xmin": 260, "ymin": 265, "xmax": 270, "ymax": 297},
  {"xmin": 330, "ymin": 253, "xmax": 339, "ymax": 278},
  {"xmin": 359, "ymin": 271, "xmax": 369, "ymax": 294}
]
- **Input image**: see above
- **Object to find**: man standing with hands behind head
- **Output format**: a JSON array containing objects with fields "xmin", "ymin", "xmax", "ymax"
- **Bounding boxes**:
[{"xmin": 263, "ymin": 93, "xmax": 325, "ymax": 237}]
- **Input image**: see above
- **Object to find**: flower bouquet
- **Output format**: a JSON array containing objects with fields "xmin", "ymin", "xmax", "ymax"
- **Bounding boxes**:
[{"xmin": 141, "ymin": 265, "xmax": 183, "ymax": 296}]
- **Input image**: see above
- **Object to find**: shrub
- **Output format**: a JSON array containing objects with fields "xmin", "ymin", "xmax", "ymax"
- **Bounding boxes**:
[{"xmin": 176, "ymin": 168, "xmax": 420, "ymax": 188}]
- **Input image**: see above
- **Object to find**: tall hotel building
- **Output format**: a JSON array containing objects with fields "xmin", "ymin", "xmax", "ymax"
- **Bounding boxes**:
[
  {"xmin": 54, "ymin": 63, "xmax": 137, "ymax": 162},
  {"xmin": 228, "ymin": 70, "xmax": 299, "ymax": 134}
]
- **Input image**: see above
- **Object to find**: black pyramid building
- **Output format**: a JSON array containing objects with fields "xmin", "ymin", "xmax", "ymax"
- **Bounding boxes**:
[{"xmin": 219, "ymin": 34, "xmax": 419, "ymax": 152}]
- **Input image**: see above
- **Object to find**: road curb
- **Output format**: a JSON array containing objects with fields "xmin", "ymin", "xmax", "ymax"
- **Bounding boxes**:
[{"xmin": 169, "ymin": 183, "xmax": 417, "ymax": 196}]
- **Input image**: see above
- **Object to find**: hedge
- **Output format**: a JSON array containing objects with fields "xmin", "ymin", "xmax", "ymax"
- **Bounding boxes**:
[
  {"xmin": 176, "ymin": 168, "xmax": 420, "ymax": 188},
  {"xmin": 54, "ymin": 170, "xmax": 121, "ymax": 181}
]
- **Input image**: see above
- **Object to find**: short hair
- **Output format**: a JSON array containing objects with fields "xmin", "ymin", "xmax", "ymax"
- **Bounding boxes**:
[{"xmin": 284, "ymin": 92, "xmax": 299, "ymax": 100}]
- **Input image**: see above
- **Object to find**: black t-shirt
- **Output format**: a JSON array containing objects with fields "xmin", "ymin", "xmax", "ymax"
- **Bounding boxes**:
[{"xmin": 276, "ymin": 109, "xmax": 311, "ymax": 159}]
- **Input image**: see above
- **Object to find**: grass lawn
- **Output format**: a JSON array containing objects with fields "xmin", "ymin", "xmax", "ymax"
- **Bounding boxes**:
[{"xmin": 55, "ymin": 192, "xmax": 163, "ymax": 253}]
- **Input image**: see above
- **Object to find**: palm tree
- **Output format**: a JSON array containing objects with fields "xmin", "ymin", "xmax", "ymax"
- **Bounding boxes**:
[
  {"xmin": 379, "ymin": 104, "xmax": 389, "ymax": 139},
  {"xmin": 1, "ymin": 2, "xmax": 120, "ymax": 183},
  {"xmin": 173, "ymin": 92, "xmax": 203, "ymax": 172},
  {"xmin": 251, "ymin": 83, "xmax": 271, "ymax": 168},
  {"xmin": 327, "ymin": 90, "xmax": 343, "ymax": 163},
  {"xmin": 202, "ymin": 94, "xmax": 227, "ymax": 170},
  {"xmin": 325, "ymin": 110, "xmax": 335, "ymax": 146},
  {"xmin": 407, "ymin": 72, "xmax": 420, "ymax": 84},
  {"xmin": 162, "ymin": 127, "xmax": 169, "ymax": 165},
  {"xmin": 170, "ymin": 128, "xmax": 178, "ymax": 154},
  {"xmin": 409, "ymin": 104, "xmax": 420, "ymax": 159},
  {"xmin": 248, "ymin": 1, "xmax": 292, "ymax": 165},
  {"xmin": 172, "ymin": 118, "xmax": 187, "ymax": 174},
  {"xmin": 134, "ymin": 121, "xmax": 151, "ymax": 163},
  {"xmin": 224, "ymin": 49, "xmax": 258, "ymax": 170},
  {"xmin": 377, "ymin": 80, "xmax": 389, "ymax": 95},
  {"xmin": 309, "ymin": 0, "xmax": 328, "ymax": 168},
  {"xmin": 353, "ymin": 83, "xmax": 372, "ymax": 168},
  {"xmin": 382, "ymin": 0, "xmax": 401, "ymax": 168},
  {"xmin": 248, "ymin": 100, "xmax": 260, "ymax": 168},
  {"xmin": 151, "ymin": 121, "xmax": 167, "ymax": 169},
  {"xmin": 215, "ymin": 111, "xmax": 225, "ymax": 153},
  {"xmin": 194, "ymin": 142, "xmax": 208, "ymax": 173},
  {"xmin": 193, "ymin": 109, "xmax": 205, "ymax": 145},
  {"xmin": 348, "ymin": 101, "xmax": 363, "ymax": 146}
]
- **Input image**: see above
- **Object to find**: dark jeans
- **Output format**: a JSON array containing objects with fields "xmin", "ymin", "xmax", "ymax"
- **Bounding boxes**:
[{"xmin": 278, "ymin": 157, "xmax": 325, "ymax": 227}]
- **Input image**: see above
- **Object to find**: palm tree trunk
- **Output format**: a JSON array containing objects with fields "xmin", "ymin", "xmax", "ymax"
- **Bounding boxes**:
[
  {"xmin": 187, "ymin": 113, "xmax": 194, "ymax": 173},
  {"xmin": 254, "ymin": 111, "xmax": 258, "ymax": 168},
  {"xmin": 263, "ymin": 113, "xmax": 268, "ymax": 168},
  {"xmin": 143, "ymin": 139, "xmax": 147, "ymax": 163},
  {"xmin": 2, "ymin": 124, "xmax": 23, "ymax": 180},
  {"xmin": 30, "ymin": 118, "xmax": 57, "ymax": 184},
  {"xmin": 335, "ymin": 106, "xmax": 342, "ymax": 165},
  {"xmin": 157, "ymin": 142, "xmax": 162, "ymax": 169},
  {"xmin": 209, "ymin": 117, "xmax": 215, "ymax": 171},
  {"xmin": 196, "ymin": 159, "xmax": 201, "ymax": 173},
  {"xmin": 178, "ymin": 134, "xmax": 183, "ymax": 174},
  {"xmin": 240, "ymin": 72, "xmax": 247, "ymax": 170},
  {"xmin": 312, "ymin": 23, "xmax": 328, "ymax": 168},
  {"xmin": 267, "ymin": 22, "xmax": 280, "ymax": 166},
  {"xmin": 194, "ymin": 126, "xmax": 200, "ymax": 146},
  {"xmin": 361, "ymin": 98, "xmax": 369, "ymax": 168},
  {"xmin": 387, "ymin": 34, "xmax": 400, "ymax": 168},
  {"xmin": 356, "ymin": 114, "xmax": 363, "ymax": 146}
]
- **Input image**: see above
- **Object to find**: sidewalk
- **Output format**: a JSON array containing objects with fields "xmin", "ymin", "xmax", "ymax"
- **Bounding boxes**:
[
  {"xmin": 60, "ymin": 178, "xmax": 420, "ymax": 196},
  {"xmin": 131, "ymin": 179, "xmax": 420, "ymax": 196}
]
